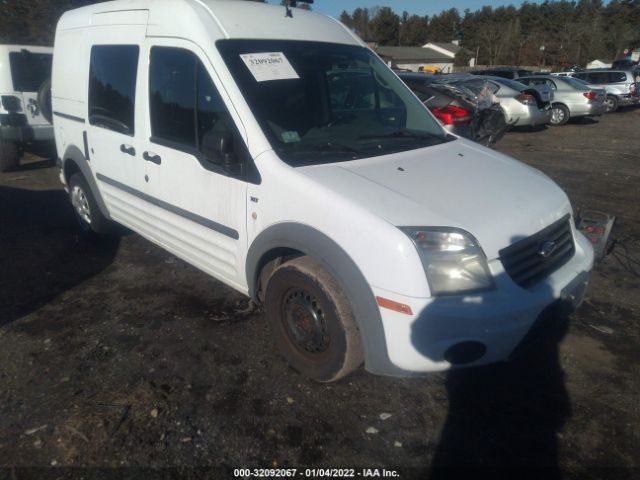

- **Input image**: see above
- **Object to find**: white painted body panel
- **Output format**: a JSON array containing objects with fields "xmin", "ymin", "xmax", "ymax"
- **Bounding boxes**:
[
  {"xmin": 375, "ymin": 231, "xmax": 593, "ymax": 371},
  {"xmin": 0, "ymin": 45, "xmax": 53, "ymax": 133},
  {"xmin": 52, "ymin": 0, "xmax": 594, "ymax": 375},
  {"xmin": 298, "ymin": 139, "xmax": 572, "ymax": 262}
]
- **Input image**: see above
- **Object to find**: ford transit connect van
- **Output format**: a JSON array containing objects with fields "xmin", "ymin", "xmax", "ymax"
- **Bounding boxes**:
[{"xmin": 52, "ymin": 0, "xmax": 594, "ymax": 381}]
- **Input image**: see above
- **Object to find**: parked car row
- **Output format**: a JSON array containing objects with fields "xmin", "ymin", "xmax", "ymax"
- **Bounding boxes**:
[
  {"xmin": 552, "ymin": 69, "xmax": 638, "ymax": 112},
  {"xmin": 467, "ymin": 66, "xmax": 639, "ymax": 113},
  {"xmin": 395, "ymin": 66, "xmax": 637, "ymax": 146}
]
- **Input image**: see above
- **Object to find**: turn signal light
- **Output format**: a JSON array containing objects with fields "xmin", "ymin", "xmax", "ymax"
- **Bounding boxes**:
[{"xmin": 376, "ymin": 296, "xmax": 413, "ymax": 315}]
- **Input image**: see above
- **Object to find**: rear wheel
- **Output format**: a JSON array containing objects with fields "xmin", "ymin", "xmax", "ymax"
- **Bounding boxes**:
[
  {"xmin": 68, "ymin": 172, "xmax": 110, "ymax": 234},
  {"xmin": 0, "ymin": 140, "xmax": 20, "ymax": 172},
  {"xmin": 549, "ymin": 104, "xmax": 570, "ymax": 126},
  {"xmin": 265, "ymin": 256, "xmax": 363, "ymax": 382},
  {"xmin": 604, "ymin": 95, "xmax": 618, "ymax": 113},
  {"xmin": 37, "ymin": 78, "xmax": 52, "ymax": 124}
]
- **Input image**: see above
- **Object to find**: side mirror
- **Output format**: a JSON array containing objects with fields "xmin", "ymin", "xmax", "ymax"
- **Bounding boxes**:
[{"xmin": 201, "ymin": 130, "xmax": 238, "ymax": 167}]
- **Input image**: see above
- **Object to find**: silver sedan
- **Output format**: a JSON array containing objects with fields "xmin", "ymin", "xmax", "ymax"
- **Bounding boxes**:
[
  {"xmin": 428, "ymin": 75, "xmax": 553, "ymax": 127},
  {"xmin": 518, "ymin": 75, "xmax": 607, "ymax": 126}
]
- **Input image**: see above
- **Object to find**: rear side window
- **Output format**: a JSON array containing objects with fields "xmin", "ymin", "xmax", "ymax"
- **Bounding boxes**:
[
  {"xmin": 583, "ymin": 72, "xmax": 610, "ymax": 84},
  {"xmin": 561, "ymin": 77, "xmax": 588, "ymax": 90},
  {"xmin": 8, "ymin": 52, "xmax": 52, "ymax": 92},
  {"xmin": 89, "ymin": 45, "xmax": 139, "ymax": 135},
  {"xmin": 608, "ymin": 72, "xmax": 627, "ymax": 83}
]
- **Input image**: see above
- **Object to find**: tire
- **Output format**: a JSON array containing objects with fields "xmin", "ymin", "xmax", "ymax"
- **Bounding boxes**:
[
  {"xmin": 265, "ymin": 256, "xmax": 363, "ymax": 382},
  {"xmin": 37, "ymin": 78, "xmax": 53, "ymax": 124},
  {"xmin": 0, "ymin": 140, "xmax": 20, "ymax": 172},
  {"xmin": 604, "ymin": 95, "xmax": 618, "ymax": 113},
  {"xmin": 549, "ymin": 104, "xmax": 570, "ymax": 126},
  {"xmin": 68, "ymin": 172, "xmax": 110, "ymax": 234}
]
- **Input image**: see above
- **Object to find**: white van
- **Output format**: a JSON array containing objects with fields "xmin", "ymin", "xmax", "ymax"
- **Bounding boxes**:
[
  {"xmin": 52, "ymin": 0, "xmax": 594, "ymax": 381},
  {"xmin": 0, "ymin": 44, "xmax": 54, "ymax": 171}
]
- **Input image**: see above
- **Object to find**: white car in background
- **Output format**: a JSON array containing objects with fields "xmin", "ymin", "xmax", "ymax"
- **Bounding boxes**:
[
  {"xmin": 0, "ymin": 44, "xmax": 53, "ymax": 171},
  {"xmin": 553, "ymin": 69, "xmax": 639, "ymax": 112},
  {"xmin": 518, "ymin": 75, "xmax": 607, "ymax": 125}
]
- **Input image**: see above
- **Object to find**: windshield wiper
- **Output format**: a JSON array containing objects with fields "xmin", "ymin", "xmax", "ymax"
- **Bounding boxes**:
[
  {"xmin": 286, "ymin": 142, "xmax": 360, "ymax": 157},
  {"xmin": 358, "ymin": 130, "xmax": 442, "ymax": 141}
]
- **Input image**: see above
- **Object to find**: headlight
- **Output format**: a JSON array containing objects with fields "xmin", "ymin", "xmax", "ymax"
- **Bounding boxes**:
[{"xmin": 400, "ymin": 227, "xmax": 495, "ymax": 296}]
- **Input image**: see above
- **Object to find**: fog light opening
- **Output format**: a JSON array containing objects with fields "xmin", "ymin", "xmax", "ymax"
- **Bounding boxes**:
[{"xmin": 444, "ymin": 341, "xmax": 487, "ymax": 365}]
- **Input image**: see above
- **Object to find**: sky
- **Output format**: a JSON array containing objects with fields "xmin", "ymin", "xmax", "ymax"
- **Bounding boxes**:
[{"xmin": 286, "ymin": 0, "xmax": 534, "ymax": 18}]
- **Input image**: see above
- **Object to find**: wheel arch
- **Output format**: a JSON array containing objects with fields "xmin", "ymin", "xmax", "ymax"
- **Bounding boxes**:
[
  {"xmin": 62, "ymin": 144, "xmax": 111, "ymax": 220},
  {"xmin": 246, "ymin": 223, "xmax": 400, "ymax": 376}
]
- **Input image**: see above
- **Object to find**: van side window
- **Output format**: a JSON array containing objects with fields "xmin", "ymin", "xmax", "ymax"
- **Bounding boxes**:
[
  {"xmin": 89, "ymin": 45, "xmax": 139, "ymax": 135},
  {"xmin": 197, "ymin": 64, "xmax": 233, "ymax": 152},
  {"xmin": 149, "ymin": 46, "xmax": 247, "ymax": 168},
  {"xmin": 149, "ymin": 47, "xmax": 197, "ymax": 147}
]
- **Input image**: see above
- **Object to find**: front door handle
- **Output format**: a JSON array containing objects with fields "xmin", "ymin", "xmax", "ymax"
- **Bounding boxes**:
[
  {"xmin": 120, "ymin": 144, "xmax": 136, "ymax": 156},
  {"xmin": 143, "ymin": 151, "xmax": 162, "ymax": 165}
]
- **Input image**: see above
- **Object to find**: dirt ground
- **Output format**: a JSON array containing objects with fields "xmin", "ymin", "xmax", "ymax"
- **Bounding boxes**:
[{"xmin": 0, "ymin": 109, "xmax": 638, "ymax": 479}]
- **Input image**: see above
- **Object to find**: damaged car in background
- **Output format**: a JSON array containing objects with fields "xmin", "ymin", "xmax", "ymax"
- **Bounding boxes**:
[
  {"xmin": 398, "ymin": 72, "xmax": 512, "ymax": 147},
  {"xmin": 463, "ymin": 75, "xmax": 554, "ymax": 128}
]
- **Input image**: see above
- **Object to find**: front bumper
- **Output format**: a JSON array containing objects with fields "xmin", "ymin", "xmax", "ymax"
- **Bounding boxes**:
[
  {"xmin": 372, "ymin": 231, "xmax": 594, "ymax": 373},
  {"xmin": 0, "ymin": 124, "xmax": 54, "ymax": 142}
]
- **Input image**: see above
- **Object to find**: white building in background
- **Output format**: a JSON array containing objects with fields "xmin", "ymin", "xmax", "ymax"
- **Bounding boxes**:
[
  {"xmin": 586, "ymin": 59, "xmax": 612, "ymax": 69},
  {"xmin": 376, "ymin": 41, "xmax": 473, "ymax": 72},
  {"xmin": 421, "ymin": 41, "xmax": 461, "ymax": 59}
]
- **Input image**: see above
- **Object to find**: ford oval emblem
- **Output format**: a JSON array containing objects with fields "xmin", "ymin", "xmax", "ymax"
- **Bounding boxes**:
[{"xmin": 538, "ymin": 240, "xmax": 557, "ymax": 258}]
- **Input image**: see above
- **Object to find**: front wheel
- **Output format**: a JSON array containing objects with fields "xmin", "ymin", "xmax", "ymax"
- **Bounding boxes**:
[
  {"xmin": 68, "ymin": 173, "xmax": 110, "ymax": 234},
  {"xmin": 265, "ymin": 256, "xmax": 363, "ymax": 382},
  {"xmin": 549, "ymin": 104, "xmax": 570, "ymax": 126}
]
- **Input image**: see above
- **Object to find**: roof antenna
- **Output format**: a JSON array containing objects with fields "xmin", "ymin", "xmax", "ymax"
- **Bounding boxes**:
[
  {"xmin": 284, "ymin": 0, "xmax": 295, "ymax": 18},
  {"xmin": 284, "ymin": 0, "xmax": 313, "ymax": 18}
]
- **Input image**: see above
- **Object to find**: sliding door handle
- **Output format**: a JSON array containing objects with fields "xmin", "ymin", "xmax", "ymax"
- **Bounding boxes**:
[
  {"xmin": 120, "ymin": 144, "xmax": 136, "ymax": 156},
  {"xmin": 143, "ymin": 151, "xmax": 162, "ymax": 165}
]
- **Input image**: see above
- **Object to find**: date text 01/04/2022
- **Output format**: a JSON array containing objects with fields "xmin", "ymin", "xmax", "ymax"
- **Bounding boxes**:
[{"xmin": 233, "ymin": 468, "xmax": 401, "ymax": 478}]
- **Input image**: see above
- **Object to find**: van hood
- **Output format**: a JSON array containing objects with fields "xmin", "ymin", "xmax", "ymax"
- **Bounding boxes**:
[{"xmin": 298, "ymin": 139, "xmax": 572, "ymax": 260}]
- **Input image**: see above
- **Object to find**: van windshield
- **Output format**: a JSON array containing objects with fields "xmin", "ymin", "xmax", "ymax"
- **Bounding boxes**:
[{"xmin": 217, "ymin": 40, "xmax": 449, "ymax": 166}]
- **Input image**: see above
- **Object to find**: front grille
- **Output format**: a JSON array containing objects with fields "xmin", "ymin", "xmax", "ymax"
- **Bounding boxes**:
[{"xmin": 500, "ymin": 215, "xmax": 575, "ymax": 288}]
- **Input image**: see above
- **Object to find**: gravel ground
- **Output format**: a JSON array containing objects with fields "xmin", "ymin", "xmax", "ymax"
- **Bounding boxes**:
[{"xmin": 0, "ymin": 108, "xmax": 638, "ymax": 479}]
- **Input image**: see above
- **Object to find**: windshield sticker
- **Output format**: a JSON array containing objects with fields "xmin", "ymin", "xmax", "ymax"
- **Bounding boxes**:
[
  {"xmin": 240, "ymin": 52, "xmax": 299, "ymax": 82},
  {"xmin": 281, "ymin": 131, "xmax": 301, "ymax": 143}
]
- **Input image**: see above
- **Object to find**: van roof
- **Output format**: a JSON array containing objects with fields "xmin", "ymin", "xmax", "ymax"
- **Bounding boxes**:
[{"xmin": 57, "ymin": 0, "xmax": 362, "ymax": 46}]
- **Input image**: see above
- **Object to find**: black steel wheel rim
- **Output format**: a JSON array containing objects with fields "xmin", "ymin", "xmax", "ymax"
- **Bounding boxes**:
[{"xmin": 282, "ymin": 288, "xmax": 330, "ymax": 355}]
